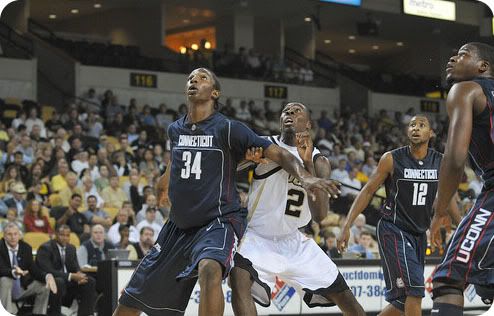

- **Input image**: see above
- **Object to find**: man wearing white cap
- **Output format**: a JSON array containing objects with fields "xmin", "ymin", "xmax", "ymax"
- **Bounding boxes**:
[{"xmin": 3, "ymin": 182, "xmax": 28, "ymax": 218}]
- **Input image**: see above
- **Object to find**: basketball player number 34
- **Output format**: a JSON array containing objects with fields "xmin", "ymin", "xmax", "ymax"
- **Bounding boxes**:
[
  {"xmin": 181, "ymin": 151, "xmax": 202, "ymax": 179},
  {"xmin": 412, "ymin": 183, "xmax": 428, "ymax": 206}
]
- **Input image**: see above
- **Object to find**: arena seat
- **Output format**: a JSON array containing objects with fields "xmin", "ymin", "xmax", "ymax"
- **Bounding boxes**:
[
  {"xmin": 23, "ymin": 232, "xmax": 50, "ymax": 251},
  {"xmin": 103, "ymin": 207, "xmax": 119, "ymax": 221},
  {"xmin": 4, "ymin": 97, "xmax": 22, "ymax": 108},
  {"xmin": 69, "ymin": 233, "xmax": 80, "ymax": 248},
  {"xmin": 49, "ymin": 193, "xmax": 62, "ymax": 207},
  {"xmin": 41, "ymin": 105, "xmax": 55, "ymax": 121}
]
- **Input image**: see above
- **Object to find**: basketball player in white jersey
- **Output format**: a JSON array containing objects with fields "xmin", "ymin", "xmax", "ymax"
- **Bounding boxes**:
[{"xmin": 230, "ymin": 102, "xmax": 365, "ymax": 316}]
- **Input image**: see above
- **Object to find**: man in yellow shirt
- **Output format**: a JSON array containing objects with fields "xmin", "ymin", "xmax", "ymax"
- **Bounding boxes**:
[
  {"xmin": 59, "ymin": 172, "xmax": 83, "ymax": 207},
  {"xmin": 101, "ymin": 175, "xmax": 127, "ymax": 208},
  {"xmin": 50, "ymin": 159, "xmax": 69, "ymax": 192}
]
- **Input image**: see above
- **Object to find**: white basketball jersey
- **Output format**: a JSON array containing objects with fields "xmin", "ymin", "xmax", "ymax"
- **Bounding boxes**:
[{"xmin": 247, "ymin": 135, "xmax": 321, "ymax": 237}]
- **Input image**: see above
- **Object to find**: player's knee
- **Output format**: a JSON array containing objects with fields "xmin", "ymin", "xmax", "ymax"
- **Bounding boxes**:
[
  {"xmin": 432, "ymin": 280, "xmax": 464, "ymax": 302},
  {"xmin": 198, "ymin": 259, "xmax": 223, "ymax": 285},
  {"xmin": 112, "ymin": 303, "xmax": 141, "ymax": 316},
  {"xmin": 230, "ymin": 268, "xmax": 253, "ymax": 293}
]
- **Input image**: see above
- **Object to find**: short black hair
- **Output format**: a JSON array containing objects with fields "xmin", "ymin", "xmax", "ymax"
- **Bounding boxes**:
[
  {"xmin": 468, "ymin": 42, "xmax": 494, "ymax": 68},
  {"xmin": 71, "ymin": 193, "xmax": 82, "ymax": 200}
]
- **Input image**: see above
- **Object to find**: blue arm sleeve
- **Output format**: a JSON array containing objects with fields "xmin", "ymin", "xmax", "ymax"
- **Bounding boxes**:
[{"xmin": 229, "ymin": 120, "xmax": 272, "ymax": 162}]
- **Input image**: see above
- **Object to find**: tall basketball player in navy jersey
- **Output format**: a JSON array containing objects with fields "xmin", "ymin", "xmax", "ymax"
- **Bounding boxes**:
[
  {"xmin": 112, "ymin": 68, "xmax": 339, "ymax": 316},
  {"xmin": 338, "ymin": 115, "xmax": 458, "ymax": 316},
  {"xmin": 430, "ymin": 43, "xmax": 494, "ymax": 315}
]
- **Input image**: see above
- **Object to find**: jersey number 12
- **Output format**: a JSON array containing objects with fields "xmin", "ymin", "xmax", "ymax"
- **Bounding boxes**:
[
  {"xmin": 412, "ymin": 182, "xmax": 428, "ymax": 206},
  {"xmin": 181, "ymin": 151, "xmax": 202, "ymax": 179}
]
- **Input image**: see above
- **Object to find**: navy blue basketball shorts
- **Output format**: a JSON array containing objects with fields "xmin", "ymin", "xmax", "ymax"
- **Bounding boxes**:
[
  {"xmin": 376, "ymin": 219, "xmax": 426, "ymax": 311},
  {"xmin": 434, "ymin": 188, "xmax": 494, "ymax": 287},
  {"xmin": 119, "ymin": 213, "xmax": 246, "ymax": 316}
]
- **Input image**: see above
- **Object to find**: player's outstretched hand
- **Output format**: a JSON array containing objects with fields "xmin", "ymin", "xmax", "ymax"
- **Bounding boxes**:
[
  {"xmin": 429, "ymin": 213, "xmax": 444, "ymax": 252},
  {"xmin": 245, "ymin": 147, "xmax": 268, "ymax": 164},
  {"xmin": 301, "ymin": 177, "xmax": 340, "ymax": 199},
  {"xmin": 296, "ymin": 130, "xmax": 313, "ymax": 162},
  {"xmin": 337, "ymin": 227, "xmax": 350, "ymax": 253}
]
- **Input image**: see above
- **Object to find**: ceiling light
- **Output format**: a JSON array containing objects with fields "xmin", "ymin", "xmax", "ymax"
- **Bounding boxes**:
[
  {"xmin": 349, "ymin": 49, "xmax": 356, "ymax": 54},
  {"xmin": 183, "ymin": 19, "xmax": 190, "ymax": 24},
  {"xmin": 348, "ymin": 35, "xmax": 356, "ymax": 40},
  {"xmin": 49, "ymin": 14, "xmax": 57, "ymax": 19},
  {"xmin": 94, "ymin": 3, "xmax": 101, "ymax": 8},
  {"xmin": 324, "ymin": 39, "xmax": 331, "ymax": 44},
  {"xmin": 191, "ymin": 44, "xmax": 199, "ymax": 51},
  {"xmin": 71, "ymin": 9, "xmax": 79, "ymax": 14},
  {"xmin": 179, "ymin": 46, "xmax": 187, "ymax": 54},
  {"xmin": 204, "ymin": 41, "xmax": 212, "ymax": 49},
  {"xmin": 372, "ymin": 45, "xmax": 379, "ymax": 50},
  {"xmin": 396, "ymin": 42, "xmax": 404, "ymax": 46},
  {"xmin": 304, "ymin": 17, "xmax": 312, "ymax": 22}
]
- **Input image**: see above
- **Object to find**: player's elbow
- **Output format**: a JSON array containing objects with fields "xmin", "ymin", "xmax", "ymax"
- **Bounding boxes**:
[{"xmin": 444, "ymin": 152, "xmax": 466, "ymax": 171}]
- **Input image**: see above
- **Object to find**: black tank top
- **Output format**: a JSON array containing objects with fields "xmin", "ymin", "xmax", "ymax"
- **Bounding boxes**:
[
  {"xmin": 469, "ymin": 78, "xmax": 494, "ymax": 190},
  {"xmin": 381, "ymin": 146, "xmax": 442, "ymax": 234}
]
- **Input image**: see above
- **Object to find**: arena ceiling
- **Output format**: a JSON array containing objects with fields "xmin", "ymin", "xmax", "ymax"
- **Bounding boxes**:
[{"xmin": 26, "ymin": 0, "xmax": 489, "ymax": 65}]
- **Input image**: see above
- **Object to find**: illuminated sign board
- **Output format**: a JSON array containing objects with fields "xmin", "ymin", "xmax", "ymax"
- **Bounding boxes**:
[
  {"xmin": 320, "ymin": 0, "xmax": 361, "ymax": 6},
  {"xmin": 403, "ymin": 0, "xmax": 456, "ymax": 21}
]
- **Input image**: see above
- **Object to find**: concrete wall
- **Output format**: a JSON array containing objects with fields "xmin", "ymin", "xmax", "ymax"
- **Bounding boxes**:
[{"xmin": 0, "ymin": 57, "xmax": 36, "ymax": 100}]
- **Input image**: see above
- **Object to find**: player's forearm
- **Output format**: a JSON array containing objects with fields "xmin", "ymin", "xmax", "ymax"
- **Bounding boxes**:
[
  {"xmin": 436, "ymin": 155, "xmax": 463, "ymax": 218},
  {"xmin": 303, "ymin": 160, "xmax": 316, "ymax": 176},
  {"xmin": 156, "ymin": 165, "xmax": 171, "ymax": 196},
  {"xmin": 265, "ymin": 145, "xmax": 312, "ymax": 180},
  {"xmin": 308, "ymin": 193, "xmax": 329, "ymax": 223},
  {"xmin": 343, "ymin": 188, "xmax": 373, "ymax": 230}
]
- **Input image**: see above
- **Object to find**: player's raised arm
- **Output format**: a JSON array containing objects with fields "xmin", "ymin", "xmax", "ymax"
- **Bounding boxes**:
[
  {"xmin": 434, "ymin": 81, "xmax": 481, "ymax": 221},
  {"xmin": 263, "ymin": 144, "xmax": 340, "ymax": 198},
  {"xmin": 338, "ymin": 151, "xmax": 393, "ymax": 252}
]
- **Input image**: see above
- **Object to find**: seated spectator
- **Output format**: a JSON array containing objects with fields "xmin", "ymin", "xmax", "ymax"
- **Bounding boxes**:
[
  {"xmin": 50, "ymin": 159, "xmax": 70, "ymax": 193},
  {"xmin": 80, "ymin": 88, "xmax": 101, "ymax": 114},
  {"xmin": 25, "ymin": 107, "xmax": 47, "ymax": 137},
  {"xmin": 23, "ymin": 199, "xmax": 53, "ymax": 235},
  {"xmin": 115, "ymin": 224, "xmax": 138, "ymax": 260},
  {"xmin": 101, "ymin": 175, "xmax": 128, "ymax": 208},
  {"xmin": 105, "ymin": 95, "xmax": 124, "ymax": 121},
  {"xmin": 83, "ymin": 195, "xmax": 112, "ymax": 228},
  {"xmin": 45, "ymin": 111, "xmax": 64, "ymax": 134},
  {"xmin": 136, "ymin": 207, "xmax": 162, "ymax": 241},
  {"xmin": 331, "ymin": 159, "xmax": 349, "ymax": 183},
  {"xmin": 139, "ymin": 105, "xmax": 157, "ymax": 127},
  {"xmin": 156, "ymin": 103, "xmax": 174, "ymax": 131},
  {"xmin": 16, "ymin": 135, "xmax": 35, "ymax": 165},
  {"xmin": 1, "ymin": 165, "xmax": 21, "ymax": 195},
  {"xmin": 322, "ymin": 230, "xmax": 341, "ymax": 259},
  {"xmin": 219, "ymin": 98, "xmax": 236, "ymax": 118},
  {"xmin": 77, "ymin": 224, "xmax": 114, "ymax": 267},
  {"xmin": 131, "ymin": 130, "xmax": 149, "ymax": 152},
  {"xmin": 11, "ymin": 110, "xmax": 26, "ymax": 130},
  {"xmin": 51, "ymin": 193, "xmax": 90, "ymax": 242},
  {"xmin": 58, "ymin": 172, "xmax": 83, "ymax": 207},
  {"xmin": 6, "ymin": 151, "xmax": 29, "ymax": 184},
  {"xmin": 348, "ymin": 232, "xmax": 375, "ymax": 259},
  {"xmin": 3, "ymin": 182, "xmax": 27, "ymax": 218},
  {"xmin": 0, "ymin": 223, "xmax": 55, "ymax": 315},
  {"xmin": 340, "ymin": 168, "xmax": 362, "ymax": 199},
  {"xmin": 134, "ymin": 226, "xmax": 154, "ymax": 259},
  {"xmin": 139, "ymin": 148, "xmax": 159, "ymax": 177},
  {"xmin": 1, "ymin": 208, "xmax": 24, "ymax": 233},
  {"xmin": 235, "ymin": 100, "xmax": 252, "ymax": 123},
  {"xmin": 36, "ymin": 225, "xmax": 96, "ymax": 316},
  {"xmin": 80, "ymin": 176, "xmax": 104, "ymax": 209},
  {"xmin": 95, "ymin": 165, "xmax": 110, "ymax": 192},
  {"xmin": 86, "ymin": 111, "xmax": 104, "ymax": 139},
  {"xmin": 108, "ymin": 208, "xmax": 139, "ymax": 245},
  {"xmin": 136, "ymin": 194, "xmax": 165, "ymax": 225},
  {"xmin": 71, "ymin": 150, "xmax": 89, "ymax": 176},
  {"xmin": 350, "ymin": 214, "xmax": 367, "ymax": 245},
  {"xmin": 362, "ymin": 156, "xmax": 377, "ymax": 177}
]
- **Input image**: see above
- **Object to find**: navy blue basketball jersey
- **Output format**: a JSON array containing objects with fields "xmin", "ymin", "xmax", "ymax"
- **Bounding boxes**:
[
  {"xmin": 469, "ymin": 78, "xmax": 494, "ymax": 190},
  {"xmin": 167, "ymin": 112, "xmax": 271, "ymax": 230},
  {"xmin": 381, "ymin": 146, "xmax": 442, "ymax": 234}
]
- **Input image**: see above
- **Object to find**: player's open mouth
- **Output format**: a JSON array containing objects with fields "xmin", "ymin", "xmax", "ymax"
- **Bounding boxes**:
[{"xmin": 284, "ymin": 118, "xmax": 294, "ymax": 126}]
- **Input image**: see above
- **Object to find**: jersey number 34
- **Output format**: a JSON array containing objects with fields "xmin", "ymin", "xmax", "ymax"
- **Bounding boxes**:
[{"xmin": 181, "ymin": 151, "xmax": 202, "ymax": 180}]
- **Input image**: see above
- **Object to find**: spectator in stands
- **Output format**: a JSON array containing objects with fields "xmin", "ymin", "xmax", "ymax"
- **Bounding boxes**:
[
  {"xmin": 322, "ymin": 230, "xmax": 341, "ymax": 259},
  {"xmin": 362, "ymin": 156, "xmax": 377, "ymax": 177},
  {"xmin": 6, "ymin": 151, "xmax": 29, "ymax": 184},
  {"xmin": 45, "ymin": 110, "xmax": 63, "ymax": 134},
  {"xmin": 139, "ymin": 148, "xmax": 159, "ymax": 177},
  {"xmin": 468, "ymin": 174, "xmax": 483, "ymax": 199},
  {"xmin": 36, "ymin": 224, "xmax": 96, "ymax": 316},
  {"xmin": 136, "ymin": 193, "xmax": 164, "ymax": 223},
  {"xmin": 30, "ymin": 124, "xmax": 48, "ymax": 146},
  {"xmin": 105, "ymin": 95, "xmax": 124, "ymax": 122},
  {"xmin": 272, "ymin": 54, "xmax": 286, "ymax": 81},
  {"xmin": 136, "ymin": 207, "xmax": 161, "ymax": 241},
  {"xmin": 1, "ymin": 208, "xmax": 24, "ymax": 232},
  {"xmin": 71, "ymin": 149, "xmax": 89, "ymax": 177},
  {"xmin": 51, "ymin": 193, "xmax": 90, "ymax": 242},
  {"xmin": 246, "ymin": 49, "xmax": 262, "ymax": 76},
  {"xmin": 83, "ymin": 195, "xmax": 112, "ymax": 228},
  {"xmin": 220, "ymin": 98, "xmax": 236, "ymax": 118},
  {"xmin": 0, "ymin": 223, "xmax": 54, "ymax": 315},
  {"xmin": 115, "ymin": 224, "xmax": 138, "ymax": 260},
  {"xmin": 139, "ymin": 105, "xmax": 157, "ymax": 127},
  {"xmin": 124, "ymin": 104, "xmax": 139, "ymax": 127},
  {"xmin": 235, "ymin": 100, "xmax": 251, "ymax": 123},
  {"xmin": 317, "ymin": 110, "xmax": 333, "ymax": 133},
  {"xmin": 134, "ymin": 226, "xmax": 154, "ymax": 259},
  {"xmin": 3, "ymin": 182, "xmax": 27, "ymax": 218},
  {"xmin": 101, "ymin": 175, "xmax": 127, "ymax": 209},
  {"xmin": 350, "ymin": 214, "xmax": 367, "ymax": 245},
  {"xmin": 109, "ymin": 112, "xmax": 126, "ymax": 137},
  {"xmin": 130, "ymin": 130, "xmax": 149, "ymax": 153},
  {"xmin": 67, "ymin": 136, "xmax": 84, "ymax": 162},
  {"xmin": 50, "ymin": 159, "xmax": 69, "ymax": 193},
  {"xmin": 23, "ymin": 199, "xmax": 53, "ymax": 235},
  {"xmin": 58, "ymin": 172, "xmax": 82, "ymax": 207},
  {"xmin": 62, "ymin": 106, "xmax": 81, "ymax": 132},
  {"xmin": 348, "ymin": 231, "xmax": 375, "ymax": 259},
  {"xmin": 95, "ymin": 165, "xmax": 110, "ymax": 192},
  {"xmin": 80, "ymin": 176, "xmax": 104, "ymax": 209},
  {"xmin": 86, "ymin": 111, "xmax": 103, "ymax": 139},
  {"xmin": 11, "ymin": 111, "xmax": 27, "ymax": 131},
  {"xmin": 156, "ymin": 103, "xmax": 174, "ymax": 131},
  {"xmin": 331, "ymin": 158, "xmax": 350, "ymax": 183},
  {"xmin": 77, "ymin": 224, "xmax": 114, "ymax": 267},
  {"xmin": 25, "ymin": 107, "xmax": 47, "ymax": 138},
  {"xmin": 80, "ymin": 88, "xmax": 101, "ymax": 114},
  {"xmin": 116, "ymin": 133, "xmax": 134, "ymax": 163},
  {"xmin": 340, "ymin": 167, "xmax": 362, "ymax": 199},
  {"xmin": 328, "ymin": 145, "xmax": 346, "ymax": 168},
  {"xmin": 108, "ymin": 207, "xmax": 139, "ymax": 245},
  {"xmin": 86, "ymin": 153, "xmax": 100, "ymax": 181},
  {"xmin": 1, "ymin": 165, "xmax": 20, "ymax": 195}
]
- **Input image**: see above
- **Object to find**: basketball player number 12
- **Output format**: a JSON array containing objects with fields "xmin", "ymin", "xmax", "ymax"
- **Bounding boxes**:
[
  {"xmin": 181, "ymin": 151, "xmax": 202, "ymax": 179},
  {"xmin": 412, "ymin": 182, "xmax": 428, "ymax": 206}
]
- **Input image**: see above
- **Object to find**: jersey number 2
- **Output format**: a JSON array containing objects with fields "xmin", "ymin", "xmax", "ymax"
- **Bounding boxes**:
[
  {"xmin": 181, "ymin": 151, "xmax": 202, "ymax": 179},
  {"xmin": 412, "ymin": 183, "xmax": 428, "ymax": 206},
  {"xmin": 285, "ymin": 189, "xmax": 304, "ymax": 218}
]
